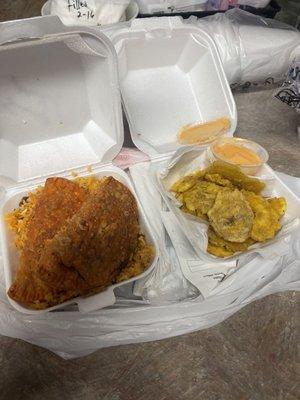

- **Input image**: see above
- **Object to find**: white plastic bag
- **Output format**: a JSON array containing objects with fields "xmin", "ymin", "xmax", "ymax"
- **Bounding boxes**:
[
  {"xmin": 130, "ymin": 161, "xmax": 199, "ymax": 303},
  {"xmin": 0, "ymin": 229, "xmax": 298, "ymax": 359},
  {"xmin": 0, "ymin": 165, "xmax": 299, "ymax": 359},
  {"xmin": 192, "ymin": 9, "xmax": 300, "ymax": 85},
  {"xmin": 275, "ymin": 58, "xmax": 300, "ymax": 110},
  {"xmin": 207, "ymin": 0, "xmax": 271, "ymax": 8},
  {"xmin": 136, "ymin": 0, "xmax": 207, "ymax": 14},
  {"xmin": 50, "ymin": 0, "xmax": 130, "ymax": 26}
]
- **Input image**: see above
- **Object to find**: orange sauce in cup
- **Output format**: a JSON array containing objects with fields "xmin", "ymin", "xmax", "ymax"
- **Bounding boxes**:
[{"xmin": 213, "ymin": 143, "xmax": 262, "ymax": 165}]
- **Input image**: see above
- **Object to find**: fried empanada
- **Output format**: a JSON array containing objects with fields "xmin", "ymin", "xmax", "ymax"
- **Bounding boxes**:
[
  {"xmin": 8, "ymin": 177, "xmax": 87, "ymax": 306},
  {"xmin": 37, "ymin": 177, "xmax": 140, "ymax": 293},
  {"xmin": 116, "ymin": 234, "xmax": 154, "ymax": 283},
  {"xmin": 8, "ymin": 176, "xmax": 142, "ymax": 309}
]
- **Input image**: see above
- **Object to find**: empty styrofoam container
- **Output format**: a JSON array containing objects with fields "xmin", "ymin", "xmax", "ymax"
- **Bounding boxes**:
[
  {"xmin": 0, "ymin": 17, "xmax": 123, "ymax": 184},
  {"xmin": 0, "ymin": 16, "xmax": 158, "ymax": 314},
  {"xmin": 110, "ymin": 17, "xmax": 237, "ymax": 155}
]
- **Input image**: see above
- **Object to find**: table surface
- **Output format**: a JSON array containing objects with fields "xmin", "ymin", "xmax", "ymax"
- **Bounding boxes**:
[{"xmin": 0, "ymin": 2, "xmax": 299, "ymax": 400}]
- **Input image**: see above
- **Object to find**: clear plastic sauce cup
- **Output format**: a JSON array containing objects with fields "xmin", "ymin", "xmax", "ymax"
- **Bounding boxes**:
[{"xmin": 210, "ymin": 137, "xmax": 269, "ymax": 176}]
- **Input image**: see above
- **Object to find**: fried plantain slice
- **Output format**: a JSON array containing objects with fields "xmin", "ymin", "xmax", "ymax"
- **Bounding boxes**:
[
  {"xmin": 205, "ymin": 161, "xmax": 265, "ymax": 193},
  {"xmin": 204, "ymin": 173, "xmax": 234, "ymax": 188},
  {"xmin": 207, "ymin": 243, "xmax": 234, "ymax": 258},
  {"xmin": 207, "ymin": 189, "xmax": 254, "ymax": 242},
  {"xmin": 242, "ymin": 190, "xmax": 282, "ymax": 242},
  {"xmin": 182, "ymin": 181, "xmax": 223, "ymax": 216},
  {"xmin": 207, "ymin": 226, "xmax": 254, "ymax": 257},
  {"xmin": 268, "ymin": 197, "xmax": 287, "ymax": 219},
  {"xmin": 171, "ymin": 170, "xmax": 205, "ymax": 193}
]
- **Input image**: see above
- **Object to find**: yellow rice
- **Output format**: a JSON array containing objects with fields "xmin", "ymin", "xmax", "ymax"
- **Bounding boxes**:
[{"xmin": 6, "ymin": 176, "xmax": 153, "ymax": 281}]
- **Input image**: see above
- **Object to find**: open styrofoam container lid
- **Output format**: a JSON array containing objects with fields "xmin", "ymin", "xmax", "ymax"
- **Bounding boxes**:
[
  {"xmin": 109, "ymin": 17, "xmax": 237, "ymax": 157},
  {"xmin": 0, "ymin": 16, "xmax": 123, "ymax": 190}
]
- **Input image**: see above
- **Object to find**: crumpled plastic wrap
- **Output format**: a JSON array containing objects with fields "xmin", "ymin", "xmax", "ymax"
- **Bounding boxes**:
[
  {"xmin": 0, "ymin": 234, "xmax": 299, "ymax": 359},
  {"xmin": 136, "ymin": 0, "xmax": 207, "ymax": 14},
  {"xmin": 0, "ymin": 151, "xmax": 299, "ymax": 359},
  {"xmin": 101, "ymin": 9, "xmax": 300, "ymax": 87},
  {"xmin": 130, "ymin": 161, "xmax": 199, "ymax": 303},
  {"xmin": 207, "ymin": 0, "xmax": 271, "ymax": 9},
  {"xmin": 188, "ymin": 9, "xmax": 300, "ymax": 86}
]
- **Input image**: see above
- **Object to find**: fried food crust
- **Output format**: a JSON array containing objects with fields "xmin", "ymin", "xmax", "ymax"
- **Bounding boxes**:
[
  {"xmin": 170, "ymin": 162, "xmax": 286, "ymax": 257},
  {"xmin": 171, "ymin": 170, "xmax": 204, "ymax": 193},
  {"xmin": 204, "ymin": 173, "xmax": 234, "ymax": 188},
  {"xmin": 242, "ymin": 190, "xmax": 281, "ymax": 242},
  {"xmin": 37, "ymin": 177, "xmax": 140, "ymax": 292},
  {"xmin": 8, "ymin": 178, "xmax": 87, "ymax": 305},
  {"xmin": 268, "ymin": 197, "xmax": 287, "ymax": 218},
  {"xmin": 8, "ymin": 177, "xmax": 141, "ymax": 309},
  {"xmin": 205, "ymin": 161, "xmax": 265, "ymax": 193},
  {"xmin": 182, "ymin": 181, "xmax": 223, "ymax": 216},
  {"xmin": 207, "ymin": 244, "xmax": 233, "ymax": 258},
  {"xmin": 207, "ymin": 226, "xmax": 254, "ymax": 257},
  {"xmin": 116, "ymin": 235, "xmax": 154, "ymax": 283},
  {"xmin": 207, "ymin": 189, "xmax": 254, "ymax": 242}
]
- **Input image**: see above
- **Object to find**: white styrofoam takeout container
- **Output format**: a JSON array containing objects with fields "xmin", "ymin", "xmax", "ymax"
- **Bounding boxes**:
[
  {"xmin": 108, "ymin": 17, "xmax": 300, "ymax": 263},
  {"xmin": 154, "ymin": 148, "xmax": 300, "ymax": 263},
  {"xmin": 109, "ymin": 17, "xmax": 237, "ymax": 156},
  {"xmin": 0, "ymin": 16, "xmax": 158, "ymax": 314}
]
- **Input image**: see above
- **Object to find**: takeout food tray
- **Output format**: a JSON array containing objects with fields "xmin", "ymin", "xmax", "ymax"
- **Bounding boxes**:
[
  {"xmin": 0, "ymin": 17, "xmax": 158, "ymax": 314},
  {"xmin": 154, "ymin": 148, "xmax": 300, "ymax": 262},
  {"xmin": 1, "ymin": 165, "xmax": 158, "ymax": 314}
]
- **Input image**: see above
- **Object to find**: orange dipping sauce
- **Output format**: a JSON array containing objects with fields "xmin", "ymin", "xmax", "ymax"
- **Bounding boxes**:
[
  {"xmin": 178, "ymin": 117, "xmax": 231, "ymax": 145},
  {"xmin": 211, "ymin": 137, "xmax": 268, "ymax": 175},
  {"xmin": 213, "ymin": 143, "xmax": 262, "ymax": 166}
]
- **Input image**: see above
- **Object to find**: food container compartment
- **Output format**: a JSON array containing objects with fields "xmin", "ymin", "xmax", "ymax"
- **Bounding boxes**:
[
  {"xmin": 209, "ymin": 137, "xmax": 269, "ymax": 176},
  {"xmin": 154, "ymin": 148, "xmax": 300, "ymax": 263},
  {"xmin": 0, "ymin": 18, "xmax": 124, "ymax": 185},
  {"xmin": 0, "ymin": 17, "xmax": 158, "ymax": 314},
  {"xmin": 110, "ymin": 17, "xmax": 237, "ymax": 156},
  {"xmin": 1, "ymin": 165, "xmax": 158, "ymax": 314}
]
